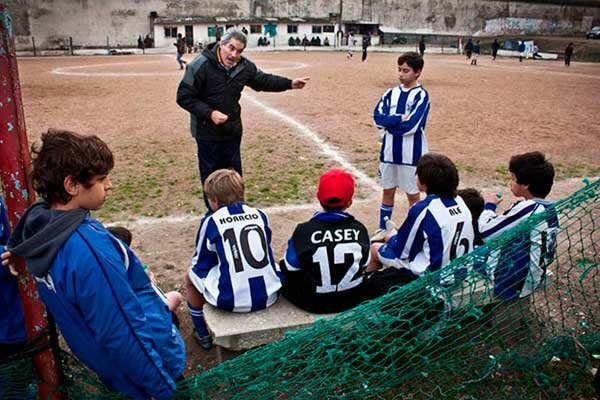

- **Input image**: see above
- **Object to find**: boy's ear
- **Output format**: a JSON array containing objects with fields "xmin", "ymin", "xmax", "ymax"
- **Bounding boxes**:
[{"xmin": 63, "ymin": 176, "xmax": 80, "ymax": 196}]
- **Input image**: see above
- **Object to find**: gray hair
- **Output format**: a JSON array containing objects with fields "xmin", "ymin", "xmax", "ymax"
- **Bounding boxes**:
[{"xmin": 221, "ymin": 27, "xmax": 247, "ymax": 47}]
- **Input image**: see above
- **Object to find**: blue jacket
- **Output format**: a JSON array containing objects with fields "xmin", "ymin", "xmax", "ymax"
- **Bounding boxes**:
[
  {"xmin": 8, "ymin": 201, "xmax": 185, "ymax": 399},
  {"xmin": 0, "ymin": 197, "xmax": 27, "ymax": 346}
]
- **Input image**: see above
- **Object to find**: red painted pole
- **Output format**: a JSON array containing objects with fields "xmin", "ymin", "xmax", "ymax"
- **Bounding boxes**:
[{"xmin": 0, "ymin": 5, "xmax": 63, "ymax": 399}]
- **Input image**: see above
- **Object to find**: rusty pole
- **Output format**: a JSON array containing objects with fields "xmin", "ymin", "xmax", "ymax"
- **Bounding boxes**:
[{"xmin": 0, "ymin": 5, "xmax": 63, "ymax": 399}]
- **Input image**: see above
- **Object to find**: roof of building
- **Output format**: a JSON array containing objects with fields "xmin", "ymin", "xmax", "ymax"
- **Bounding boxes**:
[{"xmin": 153, "ymin": 16, "xmax": 335, "ymax": 25}]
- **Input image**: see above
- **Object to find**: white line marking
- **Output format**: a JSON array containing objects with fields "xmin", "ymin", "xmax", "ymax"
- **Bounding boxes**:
[
  {"xmin": 52, "ymin": 61, "xmax": 179, "ymax": 77},
  {"xmin": 110, "ymin": 198, "xmax": 377, "ymax": 228},
  {"xmin": 245, "ymin": 94, "xmax": 380, "ymax": 193},
  {"xmin": 51, "ymin": 58, "xmax": 308, "ymax": 77}
]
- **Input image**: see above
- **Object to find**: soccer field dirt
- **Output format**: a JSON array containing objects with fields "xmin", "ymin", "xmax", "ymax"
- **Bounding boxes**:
[{"xmin": 15, "ymin": 50, "xmax": 600, "ymax": 371}]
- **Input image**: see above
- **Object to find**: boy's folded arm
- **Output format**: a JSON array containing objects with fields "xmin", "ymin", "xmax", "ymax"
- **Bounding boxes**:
[{"xmin": 74, "ymin": 248, "xmax": 178, "ymax": 400}]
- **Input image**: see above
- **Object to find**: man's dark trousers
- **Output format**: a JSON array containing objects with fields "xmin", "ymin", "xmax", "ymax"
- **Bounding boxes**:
[{"xmin": 196, "ymin": 136, "xmax": 242, "ymax": 208}]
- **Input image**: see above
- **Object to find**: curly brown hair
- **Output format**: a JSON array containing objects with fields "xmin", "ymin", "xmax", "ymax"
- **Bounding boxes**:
[{"xmin": 31, "ymin": 129, "xmax": 114, "ymax": 205}]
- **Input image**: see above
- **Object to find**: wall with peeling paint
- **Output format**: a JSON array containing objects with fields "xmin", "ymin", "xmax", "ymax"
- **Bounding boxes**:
[{"xmin": 4, "ymin": 0, "xmax": 600, "ymax": 50}]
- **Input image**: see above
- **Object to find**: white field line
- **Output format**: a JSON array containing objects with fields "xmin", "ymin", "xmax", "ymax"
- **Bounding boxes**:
[
  {"xmin": 110, "ymin": 197, "xmax": 377, "ymax": 228},
  {"xmin": 52, "ymin": 57, "xmax": 308, "ymax": 77},
  {"xmin": 51, "ymin": 60, "xmax": 179, "ymax": 77},
  {"xmin": 244, "ymin": 94, "xmax": 380, "ymax": 193},
  {"xmin": 109, "ymin": 177, "xmax": 596, "ymax": 229}
]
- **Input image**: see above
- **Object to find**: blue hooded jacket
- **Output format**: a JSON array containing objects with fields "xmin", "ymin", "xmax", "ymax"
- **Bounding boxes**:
[
  {"xmin": 0, "ymin": 197, "xmax": 27, "ymax": 347},
  {"xmin": 8, "ymin": 201, "xmax": 185, "ymax": 399}
]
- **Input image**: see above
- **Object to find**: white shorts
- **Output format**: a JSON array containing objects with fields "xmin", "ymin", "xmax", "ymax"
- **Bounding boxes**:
[{"xmin": 379, "ymin": 163, "xmax": 419, "ymax": 194}]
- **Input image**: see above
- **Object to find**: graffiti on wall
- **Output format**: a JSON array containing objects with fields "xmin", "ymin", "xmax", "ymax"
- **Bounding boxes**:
[{"xmin": 484, "ymin": 18, "xmax": 575, "ymax": 35}]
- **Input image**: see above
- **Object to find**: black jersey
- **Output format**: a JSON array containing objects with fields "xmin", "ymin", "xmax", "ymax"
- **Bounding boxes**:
[{"xmin": 281, "ymin": 210, "xmax": 370, "ymax": 313}]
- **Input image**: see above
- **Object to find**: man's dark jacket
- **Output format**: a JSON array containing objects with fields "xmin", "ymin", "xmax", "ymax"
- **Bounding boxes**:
[{"xmin": 176, "ymin": 43, "xmax": 292, "ymax": 141}]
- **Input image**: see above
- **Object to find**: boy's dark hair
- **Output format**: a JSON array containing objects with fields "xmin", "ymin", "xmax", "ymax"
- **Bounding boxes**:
[
  {"xmin": 108, "ymin": 226, "xmax": 133, "ymax": 246},
  {"xmin": 458, "ymin": 188, "xmax": 484, "ymax": 243},
  {"xmin": 416, "ymin": 153, "xmax": 459, "ymax": 198},
  {"xmin": 31, "ymin": 129, "xmax": 114, "ymax": 205},
  {"xmin": 397, "ymin": 52, "xmax": 424, "ymax": 72},
  {"xmin": 457, "ymin": 188, "xmax": 484, "ymax": 223},
  {"xmin": 509, "ymin": 151, "xmax": 554, "ymax": 198}
]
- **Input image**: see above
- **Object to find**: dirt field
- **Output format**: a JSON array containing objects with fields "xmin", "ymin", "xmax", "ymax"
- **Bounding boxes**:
[{"xmin": 14, "ymin": 50, "xmax": 600, "ymax": 372}]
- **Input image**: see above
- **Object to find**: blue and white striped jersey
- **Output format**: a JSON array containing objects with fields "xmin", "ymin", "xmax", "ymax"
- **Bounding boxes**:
[
  {"xmin": 379, "ymin": 195, "xmax": 474, "ymax": 277},
  {"xmin": 189, "ymin": 202, "xmax": 282, "ymax": 312},
  {"xmin": 478, "ymin": 199, "xmax": 559, "ymax": 299},
  {"xmin": 374, "ymin": 84, "xmax": 430, "ymax": 166}
]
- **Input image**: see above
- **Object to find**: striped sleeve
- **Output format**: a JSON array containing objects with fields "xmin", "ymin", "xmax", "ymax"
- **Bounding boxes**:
[
  {"xmin": 374, "ymin": 88, "xmax": 402, "ymax": 129},
  {"xmin": 378, "ymin": 203, "xmax": 427, "ymax": 264},
  {"xmin": 190, "ymin": 216, "xmax": 219, "ymax": 279},
  {"xmin": 387, "ymin": 89, "xmax": 429, "ymax": 136},
  {"xmin": 386, "ymin": 88, "xmax": 429, "ymax": 136},
  {"xmin": 478, "ymin": 200, "xmax": 537, "ymax": 241}
]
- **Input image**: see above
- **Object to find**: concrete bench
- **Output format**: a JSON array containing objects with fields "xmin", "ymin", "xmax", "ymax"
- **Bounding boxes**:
[{"xmin": 203, "ymin": 297, "xmax": 336, "ymax": 360}]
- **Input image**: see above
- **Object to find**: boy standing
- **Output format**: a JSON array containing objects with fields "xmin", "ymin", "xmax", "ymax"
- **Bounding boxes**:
[
  {"xmin": 175, "ymin": 33, "xmax": 188, "ymax": 70},
  {"xmin": 373, "ymin": 52, "xmax": 430, "ymax": 239},
  {"xmin": 5, "ymin": 130, "xmax": 185, "ymax": 400},
  {"xmin": 280, "ymin": 169, "xmax": 371, "ymax": 314},
  {"xmin": 368, "ymin": 154, "xmax": 474, "ymax": 290},
  {"xmin": 478, "ymin": 151, "xmax": 559, "ymax": 300},
  {"xmin": 185, "ymin": 169, "xmax": 282, "ymax": 349}
]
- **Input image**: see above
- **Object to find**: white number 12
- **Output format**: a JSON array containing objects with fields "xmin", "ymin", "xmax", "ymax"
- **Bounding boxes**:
[{"xmin": 313, "ymin": 243, "xmax": 363, "ymax": 294}]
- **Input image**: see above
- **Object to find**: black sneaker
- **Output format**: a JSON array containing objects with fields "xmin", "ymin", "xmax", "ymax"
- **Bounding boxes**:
[{"xmin": 193, "ymin": 330, "xmax": 213, "ymax": 350}]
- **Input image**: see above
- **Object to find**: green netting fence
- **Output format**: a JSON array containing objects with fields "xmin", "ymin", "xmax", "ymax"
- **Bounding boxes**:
[{"xmin": 2, "ymin": 179, "xmax": 599, "ymax": 399}]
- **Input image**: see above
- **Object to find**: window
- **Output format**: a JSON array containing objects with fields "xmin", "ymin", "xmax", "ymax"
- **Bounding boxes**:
[
  {"xmin": 164, "ymin": 27, "xmax": 177, "ymax": 38},
  {"xmin": 312, "ymin": 25, "xmax": 322, "ymax": 34},
  {"xmin": 287, "ymin": 25, "xmax": 298, "ymax": 34},
  {"xmin": 323, "ymin": 25, "xmax": 335, "ymax": 33},
  {"xmin": 250, "ymin": 24, "xmax": 262, "ymax": 34}
]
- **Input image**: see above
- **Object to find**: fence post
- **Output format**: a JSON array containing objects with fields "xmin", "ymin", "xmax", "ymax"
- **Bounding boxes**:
[{"xmin": 0, "ymin": 5, "xmax": 63, "ymax": 399}]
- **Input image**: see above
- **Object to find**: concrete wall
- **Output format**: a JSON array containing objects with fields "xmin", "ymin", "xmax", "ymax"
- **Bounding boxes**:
[{"xmin": 5, "ymin": 0, "xmax": 600, "ymax": 50}]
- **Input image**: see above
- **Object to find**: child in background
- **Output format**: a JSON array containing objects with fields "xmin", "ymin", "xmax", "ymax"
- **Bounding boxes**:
[
  {"xmin": 107, "ymin": 226, "xmax": 183, "ymax": 327},
  {"xmin": 457, "ymin": 188, "xmax": 485, "ymax": 247},
  {"xmin": 372, "ymin": 52, "xmax": 430, "ymax": 240},
  {"xmin": 4, "ymin": 130, "xmax": 185, "ymax": 400},
  {"xmin": 478, "ymin": 151, "xmax": 559, "ymax": 300},
  {"xmin": 367, "ymin": 153, "xmax": 474, "ymax": 293},
  {"xmin": 184, "ymin": 169, "xmax": 282, "ymax": 349},
  {"xmin": 280, "ymin": 169, "xmax": 371, "ymax": 313}
]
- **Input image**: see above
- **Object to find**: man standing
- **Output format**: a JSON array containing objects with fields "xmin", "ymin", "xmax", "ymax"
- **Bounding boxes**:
[
  {"xmin": 491, "ymin": 39, "xmax": 500, "ymax": 61},
  {"xmin": 362, "ymin": 32, "xmax": 371, "ymax": 62},
  {"xmin": 418, "ymin": 36, "xmax": 426, "ymax": 56},
  {"xmin": 176, "ymin": 28, "xmax": 309, "ymax": 205}
]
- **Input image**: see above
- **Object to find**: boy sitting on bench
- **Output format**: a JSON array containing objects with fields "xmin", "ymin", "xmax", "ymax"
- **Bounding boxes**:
[
  {"xmin": 280, "ymin": 169, "xmax": 371, "ymax": 313},
  {"xmin": 184, "ymin": 169, "xmax": 283, "ymax": 349},
  {"xmin": 478, "ymin": 152, "xmax": 559, "ymax": 300}
]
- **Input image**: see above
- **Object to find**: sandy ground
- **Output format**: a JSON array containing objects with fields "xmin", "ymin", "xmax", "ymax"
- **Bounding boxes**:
[{"xmin": 13, "ymin": 50, "xmax": 600, "ymax": 371}]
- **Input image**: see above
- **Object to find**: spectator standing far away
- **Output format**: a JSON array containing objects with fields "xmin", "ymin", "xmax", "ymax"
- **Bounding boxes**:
[
  {"xmin": 491, "ymin": 39, "xmax": 500, "ymax": 61},
  {"xmin": 419, "ymin": 36, "xmax": 426, "ymax": 55},
  {"xmin": 464, "ymin": 38, "xmax": 473, "ymax": 59},
  {"xmin": 362, "ymin": 32, "xmax": 371, "ymax": 62},
  {"xmin": 564, "ymin": 42, "xmax": 574, "ymax": 67}
]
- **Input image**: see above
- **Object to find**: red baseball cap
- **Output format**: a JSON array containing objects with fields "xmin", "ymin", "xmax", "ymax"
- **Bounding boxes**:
[{"xmin": 317, "ymin": 169, "xmax": 355, "ymax": 208}]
